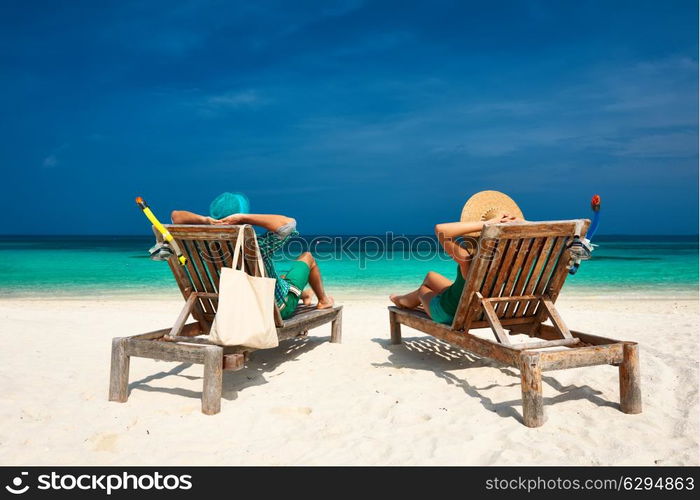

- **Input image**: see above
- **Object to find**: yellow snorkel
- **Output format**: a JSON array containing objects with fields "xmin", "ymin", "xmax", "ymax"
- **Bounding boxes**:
[{"xmin": 135, "ymin": 196, "xmax": 188, "ymax": 266}]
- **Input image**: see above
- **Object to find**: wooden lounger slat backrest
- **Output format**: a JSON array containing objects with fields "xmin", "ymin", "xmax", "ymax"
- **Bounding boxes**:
[
  {"xmin": 517, "ymin": 236, "xmax": 556, "ymax": 317},
  {"xmin": 180, "ymin": 239, "xmax": 217, "ymax": 314},
  {"xmin": 451, "ymin": 219, "xmax": 590, "ymax": 332},
  {"xmin": 156, "ymin": 224, "xmax": 284, "ymax": 332},
  {"xmin": 504, "ymin": 236, "xmax": 545, "ymax": 318},
  {"xmin": 525, "ymin": 236, "xmax": 568, "ymax": 317}
]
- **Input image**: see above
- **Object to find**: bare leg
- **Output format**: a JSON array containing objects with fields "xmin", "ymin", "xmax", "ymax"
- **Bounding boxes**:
[
  {"xmin": 297, "ymin": 252, "xmax": 334, "ymax": 309},
  {"xmin": 390, "ymin": 271, "xmax": 452, "ymax": 309},
  {"xmin": 419, "ymin": 290, "xmax": 439, "ymax": 317},
  {"xmin": 390, "ymin": 288, "xmax": 422, "ymax": 309},
  {"xmin": 300, "ymin": 289, "xmax": 313, "ymax": 306}
]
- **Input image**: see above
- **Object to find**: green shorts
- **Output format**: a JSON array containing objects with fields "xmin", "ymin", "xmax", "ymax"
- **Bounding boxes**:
[
  {"xmin": 279, "ymin": 260, "xmax": 311, "ymax": 319},
  {"xmin": 429, "ymin": 294, "xmax": 454, "ymax": 325}
]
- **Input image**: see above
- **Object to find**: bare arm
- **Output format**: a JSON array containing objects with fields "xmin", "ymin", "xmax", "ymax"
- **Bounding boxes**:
[
  {"xmin": 434, "ymin": 221, "xmax": 485, "ymax": 265},
  {"xmin": 218, "ymin": 213, "xmax": 294, "ymax": 232},
  {"xmin": 171, "ymin": 210, "xmax": 216, "ymax": 225},
  {"xmin": 434, "ymin": 215, "xmax": 523, "ymax": 264},
  {"xmin": 435, "ymin": 221, "xmax": 487, "ymax": 239}
]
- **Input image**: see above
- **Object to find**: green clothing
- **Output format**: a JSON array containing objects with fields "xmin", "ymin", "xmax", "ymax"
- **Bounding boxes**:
[
  {"xmin": 429, "ymin": 295, "xmax": 453, "ymax": 325},
  {"xmin": 257, "ymin": 221, "xmax": 299, "ymax": 307},
  {"xmin": 279, "ymin": 260, "xmax": 311, "ymax": 320},
  {"xmin": 439, "ymin": 265, "xmax": 466, "ymax": 316}
]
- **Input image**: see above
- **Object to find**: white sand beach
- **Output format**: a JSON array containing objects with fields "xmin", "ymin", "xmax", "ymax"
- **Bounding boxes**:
[{"xmin": 0, "ymin": 294, "xmax": 697, "ymax": 465}]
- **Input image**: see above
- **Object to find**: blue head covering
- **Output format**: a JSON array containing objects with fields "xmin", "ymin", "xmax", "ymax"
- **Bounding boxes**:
[{"xmin": 209, "ymin": 192, "xmax": 250, "ymax": 220}]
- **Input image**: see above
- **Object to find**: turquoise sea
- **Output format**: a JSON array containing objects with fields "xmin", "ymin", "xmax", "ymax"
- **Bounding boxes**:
[{"xmin": 0, "ymin": 235, "xmax": 697, "ymax": 299}]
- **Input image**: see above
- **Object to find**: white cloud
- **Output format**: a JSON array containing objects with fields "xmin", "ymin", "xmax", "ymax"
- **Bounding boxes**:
[
  {"xmin": 41, "ymin": 143, "xmax": 68, "ymax": 168},
  {"xmin": 206, "ymin": 90, "xmax": 267, "ymax": 108},
  {"xmin": 42, "ymin": 155, "xmax": 57, "ymax": 168},
  {"xmin": 614, "ymin": 132, "xmax": 698, "ymax": 158}
]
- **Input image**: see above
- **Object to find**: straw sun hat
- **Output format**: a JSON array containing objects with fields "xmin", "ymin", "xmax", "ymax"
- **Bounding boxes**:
[{"xmin": 460, "ymin": 190, "xmax": 524, "ymax": 236}]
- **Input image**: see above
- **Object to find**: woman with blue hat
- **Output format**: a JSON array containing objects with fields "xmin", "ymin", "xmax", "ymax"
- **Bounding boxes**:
[{"xmin": 171, "ymin": 192, "xmax": 334, "ymax": 318}]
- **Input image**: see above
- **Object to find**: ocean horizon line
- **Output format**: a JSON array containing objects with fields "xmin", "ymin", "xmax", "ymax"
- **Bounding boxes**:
[
  {"xmin": 1, "ymin": 233, "xmax": 698, "ymax": 239},
  {"xmin": 2, "ymin": 233, "xmax": 696, "ymax": 296}
]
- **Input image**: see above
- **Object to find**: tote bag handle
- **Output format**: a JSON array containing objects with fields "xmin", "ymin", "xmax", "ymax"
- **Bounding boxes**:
[
  {"xmin": 231, "ymin": 227, "xmax": 245, "ymax": 271},
  {"xmin": 230, "ymin": 226, "xmax": 267, "ymax": 278}
]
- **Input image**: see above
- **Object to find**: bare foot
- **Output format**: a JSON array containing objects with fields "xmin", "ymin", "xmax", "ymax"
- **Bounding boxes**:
[
  {"xmin": 316, "ymin": 296, "xmax": 334, "ymax": 310},
  {"xmin": 301, "ymin": 289, "xmax": 313, "ymax": 306},
  {"xmin": 390, "ymin": 294, "xmax": 411, "ymax": 308}
]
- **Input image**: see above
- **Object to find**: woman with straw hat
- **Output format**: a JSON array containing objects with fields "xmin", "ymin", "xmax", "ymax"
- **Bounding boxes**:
[{"xmin": 390, "ymin": 191, "xmax": 524, "ymax": 325}]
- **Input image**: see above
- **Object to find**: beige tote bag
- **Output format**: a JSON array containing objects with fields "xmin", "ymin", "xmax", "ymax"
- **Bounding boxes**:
[{"xmin": 209, "ymin": 228, "xmax": 279, "ymax": 349}]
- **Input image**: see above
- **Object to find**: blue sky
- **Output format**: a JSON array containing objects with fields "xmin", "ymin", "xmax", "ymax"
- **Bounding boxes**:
[{"xmin": 1, "ymin": 0, "xmax": 697, "ymax": 235}]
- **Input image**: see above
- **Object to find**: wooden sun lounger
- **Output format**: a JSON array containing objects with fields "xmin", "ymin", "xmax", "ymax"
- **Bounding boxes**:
[
  {"xmin": 109, "ymin": 224, "xmax": 342, "ymax": 414},
  {"xmin": 388, "ymin": 219, "xmax": 642, "ymax": 427}
]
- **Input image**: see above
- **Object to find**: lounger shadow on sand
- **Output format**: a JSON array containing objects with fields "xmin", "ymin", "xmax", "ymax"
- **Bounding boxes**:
[
  {"xmin": 125, "ymin": 334, "xmax": 325, "ymax": 403},
  {"xmin": 372, "ymin": 335, "xmax": 619, "ymax": 424}
]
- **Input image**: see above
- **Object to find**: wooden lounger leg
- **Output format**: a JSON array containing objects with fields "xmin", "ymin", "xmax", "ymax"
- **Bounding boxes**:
[
  {"xmin": 389, "ymin": 311, "xmax": 402, "ymax": 345},
  {"xmin": 202, "ymin": 346, "xmax": 224, "ymax": 415},
  {"xmin": 331, "ymin": 309, "xmax": 342, "ymax": 343},
  {"xmin": 109, "ymin": 337, "xmax": 130, "ymax": 403},
  {"xmin": 619, "ymin": 343, "xmax": 642, "ymax": 414},
  {"xmin": 520, "ymin": 352, "xmax": 545, "ymax": 427}
]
